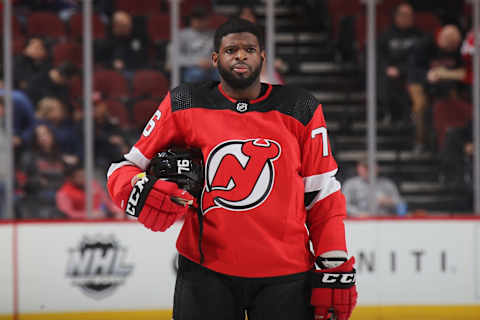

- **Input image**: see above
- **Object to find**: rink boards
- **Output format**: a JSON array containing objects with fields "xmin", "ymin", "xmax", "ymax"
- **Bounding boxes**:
[{"xmin": 0, "ymin": 218, "xmax": 479, "ymax": 320}]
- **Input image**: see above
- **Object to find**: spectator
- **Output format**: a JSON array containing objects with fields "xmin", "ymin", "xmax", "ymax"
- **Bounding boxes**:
[
  {"xmin": 176, "ymin": 6, "xmax": 218, "ymax": 82},
  {"xmin": 378, "ymin": 3, "xmax": 423, "ymax": 125},
  {"xmin": 26, "ymin": 62, "xmax": 77, "ymax": 106},
  {"xmin": 34, "ymin": 97, "xmax": 80, "ymax": 157},
  {"xmin": 0, "ymin": 92, "xmax": 36, "ymax": 157},
  {"xmin": 95, "ymin": 10, "xmax": 149, "ymax": 72},
  {"xmin": 407, "ymin": 24, "xmax": 466, "ymax": 154},
  {"xmin": 14, "ymin": 37, "xmax": 51, "ymax": 91},
  {"xmin": 343, "ymin": 158, "xmax": 406, "ymax": 217},
  {"xmin": 18, "ymin": 124, "xmax": 68, "ymax": 219},
  {"xmin": 75, "ymin": 97, "xmax": 129, "ymax": 170},
  {"xmin": 56, "ymin": 164, "xmax": 123, "ymax": 219}
]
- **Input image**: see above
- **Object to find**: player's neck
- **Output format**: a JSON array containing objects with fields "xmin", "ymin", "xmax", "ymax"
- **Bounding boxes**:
[{"xmin": 220, "ymin": 80, "xmax": 262, "ymax": 101}]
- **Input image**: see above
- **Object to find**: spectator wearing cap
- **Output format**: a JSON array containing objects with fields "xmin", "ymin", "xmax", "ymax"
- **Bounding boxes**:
[
  {"xmin": 25, "ymin": 62, "xmax": 77, "ymax": 106},
  {"xmin": 343, "ymin": 158, "xmax": 406, "ymax": 217},
  {"xmin": 174, "ymin": 6, "xmax": 218, "ymax": 82}
]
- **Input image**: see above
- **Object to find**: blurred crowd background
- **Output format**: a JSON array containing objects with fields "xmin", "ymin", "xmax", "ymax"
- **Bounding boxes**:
[{"xmin": 0, "ymin": 0, "xmax": 477, "ymax": 220}]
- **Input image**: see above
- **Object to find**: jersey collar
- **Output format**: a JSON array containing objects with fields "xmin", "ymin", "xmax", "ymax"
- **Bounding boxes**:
[{"xmin": 217, "ymin": 83, "xmax": 273, "ymax": 104}]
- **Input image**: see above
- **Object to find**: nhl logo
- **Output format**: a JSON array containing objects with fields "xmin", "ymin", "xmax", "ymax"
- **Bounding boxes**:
[
  {"xmin": 236, "ymin": 101, "xmax": 249, "ymax": 112},
  {"xmin": 66, "ymin": 234, "xmax": 134, "ymax": 299}
]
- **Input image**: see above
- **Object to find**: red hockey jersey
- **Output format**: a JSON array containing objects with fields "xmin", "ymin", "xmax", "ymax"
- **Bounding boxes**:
[{"xmin": 107, "ymin": 81, "xmax": 347, "ymax": 278}]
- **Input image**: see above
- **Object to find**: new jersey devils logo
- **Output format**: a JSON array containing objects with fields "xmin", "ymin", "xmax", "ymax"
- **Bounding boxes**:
[{"xmin": 201, "ymin": 139, "xmax": 281, "ymax": 214}]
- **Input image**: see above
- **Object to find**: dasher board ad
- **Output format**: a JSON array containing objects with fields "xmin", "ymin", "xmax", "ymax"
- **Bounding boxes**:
[
  {"xmin": 0, "ymin": 219, "xmax": 479, "ymax": 315},
  {"xmin": 16, "ymin": 222, "xmax": 181, "ymax": 313},
  {"xmin": 346, "ymin": 220, "xmax": 479, "ymax": 305}
]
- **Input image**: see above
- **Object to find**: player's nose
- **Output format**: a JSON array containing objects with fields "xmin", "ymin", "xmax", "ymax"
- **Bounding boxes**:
[{"xmin": 234, "ymin": 48, "xmax": 248, "ymax": 61}]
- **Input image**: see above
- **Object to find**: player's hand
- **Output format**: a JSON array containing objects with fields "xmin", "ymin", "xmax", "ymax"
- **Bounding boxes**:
[
  {"xmin": 126, "ymin": 173, "xmax": 194, "ymax": 232},
  {"xmin": 311, "ymin": 257, "xmax": 357, "ymax": 320}
]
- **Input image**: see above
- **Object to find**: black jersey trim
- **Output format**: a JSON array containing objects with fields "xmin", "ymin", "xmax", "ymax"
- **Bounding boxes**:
[{"xmin": 170, "ymin": 81, "xmax": 321, "ymax": 126}]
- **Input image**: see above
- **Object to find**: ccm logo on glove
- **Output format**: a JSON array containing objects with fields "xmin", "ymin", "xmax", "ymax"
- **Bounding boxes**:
[
  {"xmin": 319, "ymin": 273, "xmax": 356, "ymax": 285},
  {"xmin": 126, "ymin": 174, "xmax": 155, "ymax": 217}
]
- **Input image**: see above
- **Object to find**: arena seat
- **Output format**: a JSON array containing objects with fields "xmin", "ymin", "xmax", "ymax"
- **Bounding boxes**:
[
  {"xmin": 53, "ymin": 41, "xmax": 82, "ymax": 68},
  {"xmin": 104, "ymin": 99, "xmax": 131, "ymax": 128},
  {"xmin": 93, "ymin": 69, "xmax": 129, "ymax": 99},
  {"xmin": 27, "ymin": 11, "xmax": 66, "ymax": 39},
  {"xmin": 132, "ymin": 70, "xmax": 169, "ymax": 99},
  {"xmin": 69, "ymin": 13, "xmax": 106, "ymax": 40},
  {"xmin": 132, "ymin": 99, "xmax": 161, "ymax": 129}
]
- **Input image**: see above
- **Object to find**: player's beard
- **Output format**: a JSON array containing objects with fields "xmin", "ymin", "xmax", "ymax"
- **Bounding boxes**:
[{"xmin": 217, "ymin": 58, "xmax": 263, "ymax": 89}]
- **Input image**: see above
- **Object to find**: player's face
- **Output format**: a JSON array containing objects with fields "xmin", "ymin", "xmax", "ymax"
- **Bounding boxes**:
[{"xmin": 213, "ymin": 32, "xmax": 265, "ymax": 89}]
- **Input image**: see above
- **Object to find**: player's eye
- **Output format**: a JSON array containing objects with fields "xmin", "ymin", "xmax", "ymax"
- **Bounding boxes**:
[
  {"xmin": 247, "ymin": 47, "xmax": 256, "ymax": 53},
  {"xmin": 225, "ymin": 48, "xmax": 235, "ymax": 54}
]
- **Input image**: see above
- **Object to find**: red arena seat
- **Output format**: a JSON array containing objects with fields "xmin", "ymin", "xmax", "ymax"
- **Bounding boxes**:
[{"xmin": 132, "ymin": 70, "xmax": 169, "ymax": 98}]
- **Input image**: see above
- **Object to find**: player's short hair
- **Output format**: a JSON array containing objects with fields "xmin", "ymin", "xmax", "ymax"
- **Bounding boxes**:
[{"xmin": 214, "ymin": 17, "xmax": 264, "ymax": 52}]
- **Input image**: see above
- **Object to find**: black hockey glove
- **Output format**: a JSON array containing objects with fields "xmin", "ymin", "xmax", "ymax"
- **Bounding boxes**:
[{"xmin": 147, "ymin": 147, "xmax": 205, "ymax": 204}]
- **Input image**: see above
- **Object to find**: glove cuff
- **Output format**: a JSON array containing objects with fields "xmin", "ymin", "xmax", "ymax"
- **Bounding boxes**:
[{"xmin": 312, "ymin": 257, "xmax": 356, "ymax": 289}]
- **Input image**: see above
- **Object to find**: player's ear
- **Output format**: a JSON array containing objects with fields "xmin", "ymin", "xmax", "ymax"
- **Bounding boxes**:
[
  {"xmin": 212, "ymin": 51, "xmax": 219, "ymax": 68},
  {"xmin": 260, "ymin": 49, "xmax": 266, "ymax": 62}
]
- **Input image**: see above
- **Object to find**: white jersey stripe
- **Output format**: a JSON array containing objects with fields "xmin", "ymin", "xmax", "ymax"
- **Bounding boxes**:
[
  {"xmin": 306, "ymin": 177, "xmax": 341, "ymax": 210},
  {"xmin": 304, "ymin": 168, "xmax": 338, "ymax": 192},
  {"xmin": 124, "ymin": 146, "xmax": 151, "ymax": 170},
  {"xmin": 106, "ymin": 160, "xmax": 136, "ymax": 178}
]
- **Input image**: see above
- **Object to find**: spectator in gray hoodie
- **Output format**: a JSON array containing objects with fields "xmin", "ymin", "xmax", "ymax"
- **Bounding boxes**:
[{"xmin": 343, "ymin": 157, "xmax": 406, "ymax": 217}]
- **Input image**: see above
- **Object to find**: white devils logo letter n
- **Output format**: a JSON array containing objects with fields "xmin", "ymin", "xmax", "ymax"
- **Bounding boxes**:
[{"xmin": 202, "ymin": 139, "xmax": 281, "ymax": 214}]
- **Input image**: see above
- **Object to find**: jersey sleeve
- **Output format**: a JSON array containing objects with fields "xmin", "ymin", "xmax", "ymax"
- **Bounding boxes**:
[
  {"xmin": 301, "ymin": 103, "xmax": 347, "ymax": 258},
  {"xmin": 124, "ymin": 92, "xmax": 186, "ymax": 170},
  {"xmin": 106, "ymin": 92, "xmax": 187, "ymax": 210}
]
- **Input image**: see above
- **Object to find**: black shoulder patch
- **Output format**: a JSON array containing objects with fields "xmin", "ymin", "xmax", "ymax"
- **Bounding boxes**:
[
  {"xmin": 170, "ymin": 81, "xmax": 219, "ymax": 112},
  {"xmin": 267, "ymin": 85, "xmax": 320, "ymax": 125},
  {"xmin": 170, "ymin": 83, "xmax": 193, "ymax": 111}
]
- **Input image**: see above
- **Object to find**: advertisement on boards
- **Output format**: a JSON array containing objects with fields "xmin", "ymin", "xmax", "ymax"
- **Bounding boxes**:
[
  {"xmin": 16, "ymin": 222, "xmax": 180, "ymax": 314},
  {"xmin": 346, "ymin": 220, "xmax": 479, "ymax": 305}
]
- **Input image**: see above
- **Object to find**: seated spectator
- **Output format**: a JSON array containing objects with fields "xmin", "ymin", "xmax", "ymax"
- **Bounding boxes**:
[
  {"xmin": 176, "ymin": 6, "xmax": 218, "ymax": 82},
  {"xmin": 378, "ymin": 3, "xmax": 424, "ymax": 125},
  {"xmin": 75, "ymin": 96, "xmax": 129, "ymax": 170},
  {"xmin": 56, "ymin": 164, "xmax": 123, "ymax": 219},
  {"xmin": 0, "ymin": 92, "xmax": 36, "ymax": 158},
  {"xmin": 343, "ymin": 158, "xmax": 406, "ymax": 217},
  {"xmin": 14, "ymin": 37, "xmax": 51, "ymax": 91},
  {"xmin": 25, "ymin": 62, "xmax": 77, "ymax": 106},
  {"xmin": 407, "ymin": 24, "xmax": 466, "ymax": 154},
  {"xmin": 34, "ymin": 97, "xmax": 80, "ymax": 157},
  {"xmin": 95, "ymin": 10, "xmax": 149, "ymax": 72},
  {"xmin": 18, "ymin": 124, "xmax": 68, "ymax": 219}
]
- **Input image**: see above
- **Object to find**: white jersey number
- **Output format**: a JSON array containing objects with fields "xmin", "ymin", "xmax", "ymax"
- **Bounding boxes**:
[
  {"xmin": 311, "ymin": 127, "xmax": 329, "ymax": 157},
  {"xmin": 143, "ymin": 110, "xmax": 162, "ymax": 137}
]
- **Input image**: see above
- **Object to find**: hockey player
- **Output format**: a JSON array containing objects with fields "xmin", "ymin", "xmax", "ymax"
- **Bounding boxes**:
[{"xmin": 107, "ymin": 18, "xmax": 357, "ymax": 320}]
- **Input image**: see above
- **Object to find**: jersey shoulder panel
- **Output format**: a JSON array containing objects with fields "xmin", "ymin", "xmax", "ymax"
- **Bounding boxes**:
[
  {"xmin": 170, "ymin": 81, "xmax": 219, "ymax": 111},
  {"xmin": 268, "ymin": 85, "xmax": 320, "ymax": 126}
]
